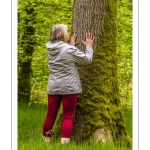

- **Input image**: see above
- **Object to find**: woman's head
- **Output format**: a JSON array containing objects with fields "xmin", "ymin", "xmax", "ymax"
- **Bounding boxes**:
[{"xmin": 50, "ymin": 24, "xmax": 69, "ymax": 42}]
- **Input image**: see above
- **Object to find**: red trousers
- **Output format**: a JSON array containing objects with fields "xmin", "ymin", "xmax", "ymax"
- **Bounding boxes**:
[{"xmin": 43, "ymin": 94, "xmax": 77, "ymax": 138}]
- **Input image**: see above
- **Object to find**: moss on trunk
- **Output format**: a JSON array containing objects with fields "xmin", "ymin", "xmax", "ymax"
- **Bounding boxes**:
[{"xmin": 54, "ymin": 0, "xmax": 132, "ymax": 146}]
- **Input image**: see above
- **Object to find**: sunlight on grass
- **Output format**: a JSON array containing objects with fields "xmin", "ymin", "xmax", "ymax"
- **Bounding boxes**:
[{"xmin": 18, "ymin": 102, "xmax": 132, "ymax": 150}]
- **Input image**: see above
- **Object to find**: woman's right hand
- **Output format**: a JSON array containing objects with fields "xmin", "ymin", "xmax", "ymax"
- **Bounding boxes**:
[
  {"xmin": 71, "ymin": 34, "xmax": 77, "ymax": 46},
  {"xmin": 82, "ymin": 33, "xmax": 95, "ymax": 47}
]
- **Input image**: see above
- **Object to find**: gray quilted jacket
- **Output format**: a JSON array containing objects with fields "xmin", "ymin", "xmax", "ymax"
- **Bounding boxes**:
[{"xmin": 46, "ymin": 40, "xmax": 93, "ymax": 95}]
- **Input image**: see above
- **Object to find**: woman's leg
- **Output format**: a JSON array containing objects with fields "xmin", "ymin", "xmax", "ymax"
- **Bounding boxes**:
[
  {"xmin": 61, "ymin": 94, "xmax": 78, "ymax": 144},
  {"xmin": 43, "ymin": 95, "xmax": 61, "ymax": 138}
]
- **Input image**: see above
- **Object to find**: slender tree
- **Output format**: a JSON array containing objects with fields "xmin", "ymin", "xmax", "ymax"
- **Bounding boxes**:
[
  {"xmin": 18, "ymin": 2, "xmax": 36, "ymax": 102},
  {"xmin": 18, "ymin": 0, "xmax": 74, "ymax": 102},
  {"xmin": 54, "ymin": 0, "xmax": 131, "ymax": 146}
]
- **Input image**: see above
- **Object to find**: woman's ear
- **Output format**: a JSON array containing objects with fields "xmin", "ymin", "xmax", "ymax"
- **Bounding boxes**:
[{"xmin": 65, "ymin": 33, "xmax": 69, "ymax": 42}]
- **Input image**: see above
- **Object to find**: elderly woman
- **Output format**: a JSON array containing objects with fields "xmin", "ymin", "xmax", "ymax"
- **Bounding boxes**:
[{"xmin": 42, "ymin": 24, "xmax": 95, "ymax": 144}]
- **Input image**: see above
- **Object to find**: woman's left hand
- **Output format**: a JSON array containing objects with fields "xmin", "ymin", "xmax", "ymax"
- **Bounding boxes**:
[{"xmin": 71, "ymin": 34, "xmax": 77, "ymax": 46}]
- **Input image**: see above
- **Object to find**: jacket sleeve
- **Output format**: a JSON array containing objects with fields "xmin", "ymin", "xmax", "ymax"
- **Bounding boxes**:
[{"xmin": 67, "ymin": 45, "xmax": 93, "ymax": 65}]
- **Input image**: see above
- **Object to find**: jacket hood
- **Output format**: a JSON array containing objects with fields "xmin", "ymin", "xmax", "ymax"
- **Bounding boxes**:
[{"xmin": 46, "ymin": 41, "xmax": 66, "ymax": 55}]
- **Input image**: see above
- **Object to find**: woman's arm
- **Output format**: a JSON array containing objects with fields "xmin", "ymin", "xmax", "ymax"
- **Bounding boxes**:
[{"xmin": 68, "ymin": 33, "xmax": 95, "ymax": 65}]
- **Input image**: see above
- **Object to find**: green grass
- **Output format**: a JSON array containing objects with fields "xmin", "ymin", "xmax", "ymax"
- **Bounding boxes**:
[{"xmin": 18, "ymin": 102, "xmax": 132, "ymax": 150}]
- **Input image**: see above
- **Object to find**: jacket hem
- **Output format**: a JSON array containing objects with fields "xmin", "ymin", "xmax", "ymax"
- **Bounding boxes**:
[{"xmin": 47, "ymin": 92, "xmax": 82, "ymax": 95}]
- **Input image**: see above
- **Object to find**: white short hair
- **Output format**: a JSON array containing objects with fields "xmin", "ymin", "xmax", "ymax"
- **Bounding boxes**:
[{"xmin": 50, "ymin": 24, "xmax": 68, "ymax": 42}]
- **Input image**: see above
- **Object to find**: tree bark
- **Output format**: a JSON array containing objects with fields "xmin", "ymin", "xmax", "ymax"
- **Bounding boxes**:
[{"xmin": 54, "ymin": 0, "xmax": 131, "ymax": 146}]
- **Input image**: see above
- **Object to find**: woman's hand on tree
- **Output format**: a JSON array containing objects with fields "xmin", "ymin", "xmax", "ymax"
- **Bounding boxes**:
[
  {"xmin": 82, "ymin": 33, "xmax": 95, "ymax": 47},
  {"xmin": 71, "ymin": 34, "xmax": 77, "ymax": 46}
]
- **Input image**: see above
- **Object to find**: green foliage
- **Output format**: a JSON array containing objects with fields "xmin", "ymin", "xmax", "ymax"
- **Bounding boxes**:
[
  {"xmin": 18, "ymin": 0, "xmax": 132, "ymax": 107},
  {"xmin": 18, "ymin": 0, "xmax": 74, "ymax": 102},
  {"xmin": 117, "ymin": 0, "xmax": 132, "ymax": 108},
  {"xmin": 17, "ymin": 0, "xmax": 132, "ymax": 146}
]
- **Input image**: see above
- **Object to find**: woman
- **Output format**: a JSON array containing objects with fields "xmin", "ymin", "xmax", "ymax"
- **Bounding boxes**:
[{"xmin": 43, "ymin": 24, "xmax": 95, "ymax": 144}]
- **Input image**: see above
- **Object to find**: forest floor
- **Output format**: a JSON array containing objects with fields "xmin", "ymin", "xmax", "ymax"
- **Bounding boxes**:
[{"xmin": 18, "ymin": 102, "xmax": 132, "ymax": 150}]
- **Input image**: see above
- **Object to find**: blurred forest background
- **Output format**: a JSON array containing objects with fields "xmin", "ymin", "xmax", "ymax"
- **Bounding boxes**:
[{"xmin": 18, "ymin": 0, "xmax": 132, "ymax": 108}]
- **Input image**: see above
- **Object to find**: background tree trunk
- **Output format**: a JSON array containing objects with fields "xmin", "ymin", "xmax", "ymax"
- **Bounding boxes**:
[
  {"xmin": 18, "ymin": 5, "xmax": 36, "ymax": 102},
  {"xmin": 54, "ymin": 0, "xmax": 131, "ymax": 146}
]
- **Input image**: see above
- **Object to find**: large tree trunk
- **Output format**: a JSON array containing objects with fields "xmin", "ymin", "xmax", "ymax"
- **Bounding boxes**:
[
  {"xmin": 18, "ymin": 5, "xmax": 36, "ymax": 102},
  {"xmin": 54, "ymin": 0, "xmax": 131, "ymax": 146}
]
